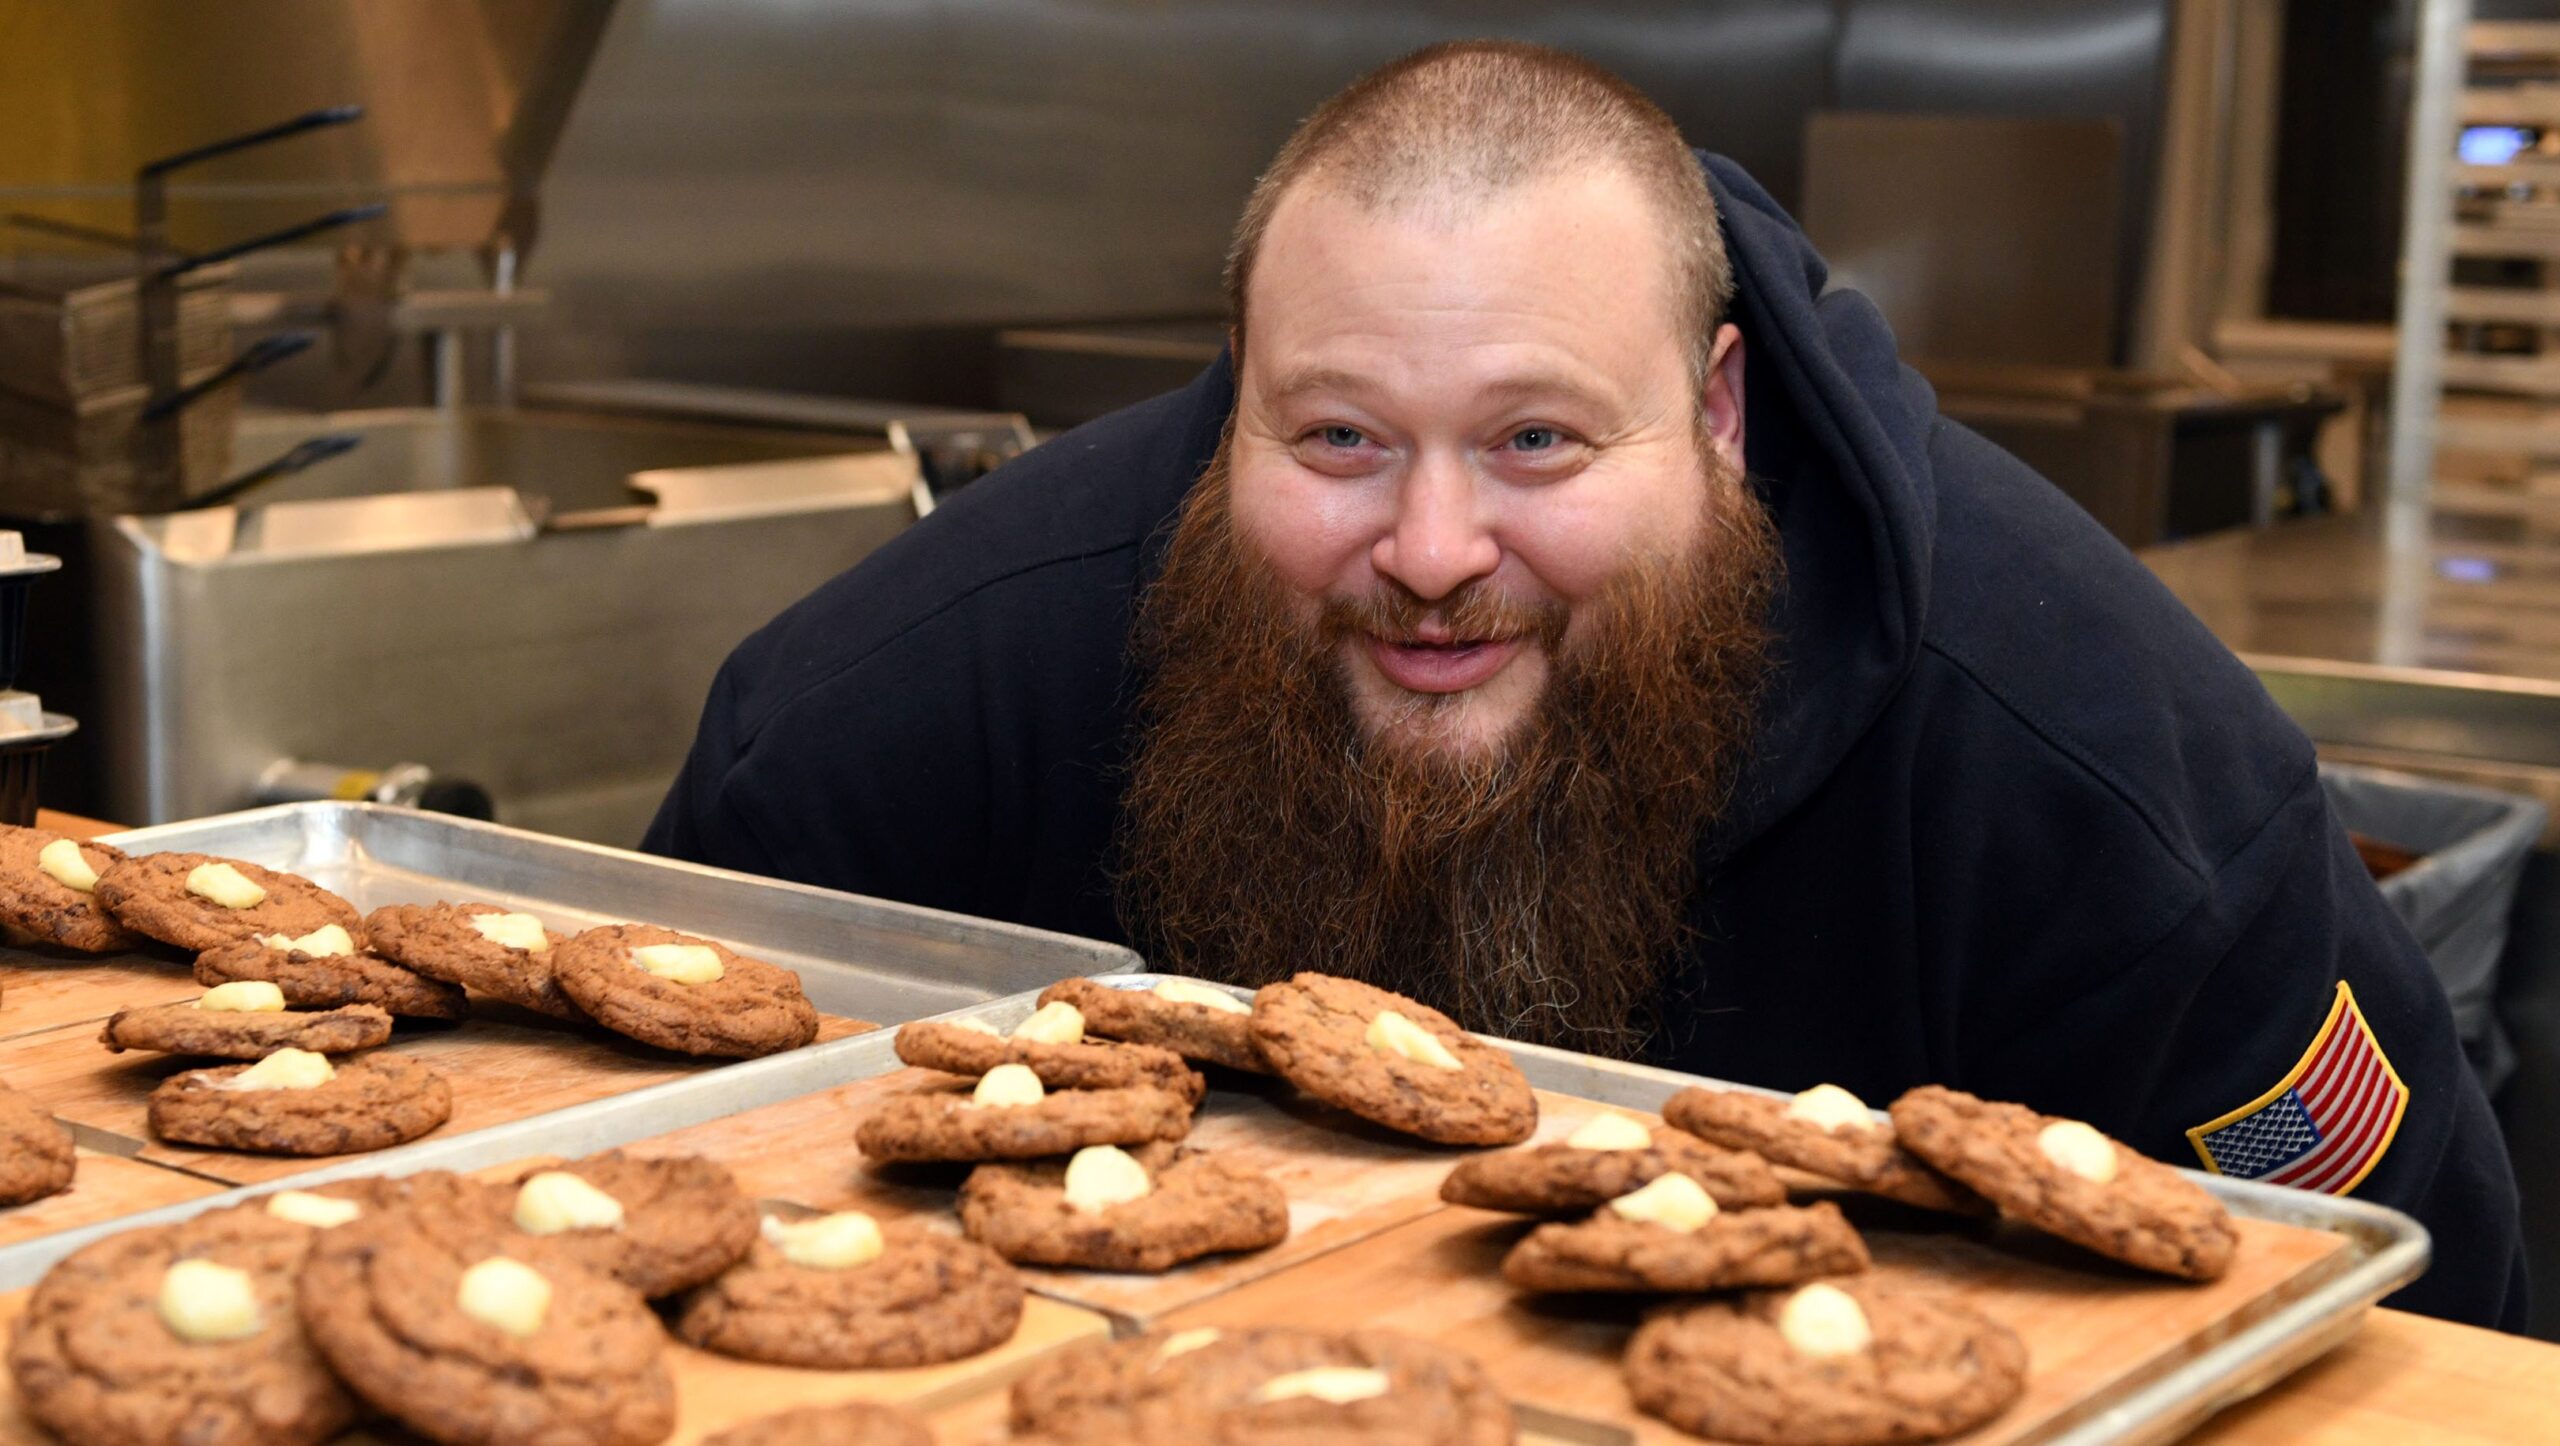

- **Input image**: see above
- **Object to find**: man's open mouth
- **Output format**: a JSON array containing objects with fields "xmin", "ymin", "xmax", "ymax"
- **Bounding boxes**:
[{"xmin": 1364, "ymin": 633, "xmax": 1523, "ymax": 694}]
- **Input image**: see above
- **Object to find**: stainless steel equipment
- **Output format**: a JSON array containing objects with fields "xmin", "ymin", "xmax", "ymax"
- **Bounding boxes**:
[
  {"xmin": 72, "ymin": 409, "xmax": 918, "ymax": 842},
  {"xmin": 0, "ymin": 971, "xmax": 2430, "ymax": 1446},
  {"xmin": 514, "ymin": 0, "xmax": 2180, "ymax": 400},
  {"xmin": 0, "ymin": 2, "xmax": 612, "ymax": 257}
]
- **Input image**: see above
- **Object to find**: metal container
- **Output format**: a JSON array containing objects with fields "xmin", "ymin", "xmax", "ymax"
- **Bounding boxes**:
[
  {"xmin": 61, "ymin": 407, "xmax": 918, "ymax": 844},
  {"xmin": 0, "ymin": 259, "xmax": 234, "ymax": 407},
  {"xmin": 0, "ymin": 371, "xmax": 238, "ymax": 516}
]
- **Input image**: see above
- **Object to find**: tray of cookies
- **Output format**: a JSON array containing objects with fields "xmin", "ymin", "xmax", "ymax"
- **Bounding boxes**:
[
  {"xmin": 0, "ymin": 803, "xmax": 1141, "ymax": 1253},
  {"xmin": 86, "ymin": 803, "xmax": 1140, "ymax": 1019},
  {"xmin": 0, "ymin": 970, "xmax": 2429, "ymax": 1445}
]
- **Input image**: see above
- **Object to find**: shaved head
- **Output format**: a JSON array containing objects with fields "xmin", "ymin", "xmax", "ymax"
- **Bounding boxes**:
[{"xmin": 1225, "ymin": 40, "xmax": 1734, "ymax": 383}]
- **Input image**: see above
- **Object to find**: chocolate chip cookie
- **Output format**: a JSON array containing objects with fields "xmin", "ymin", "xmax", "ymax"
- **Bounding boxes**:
[
  {"xmin": 551, "ymin": 923, "xmax": 820, "ymax": 1057},
  {"xmin": 298, "ymin": 1202, "xmax": 674, "ymax": 1446},
  {"xmin": 704, "ymin": 1402, "xmax": 935, "ymax": 1446},
  {"xmin": 960, "ymin": 1142, "xmax": 1289, "ymax": 1272},
  {"xmin": 1441, "ymin": 1125, "xmax": 1787, "ymax": 1216},
  {"xmin": 1039, "ymin": 975, "xmax": 1269, "ymax": 1074},
  {"xmin": 1890, "ymin": 1085, "xmax": 2237, "ymax": 1281},
  {"xmin": 495, "ymin": 1151, "xmax": 759, "ymax": 1297},
  {"xmin": 93, "ymin": 852, "xmax": 360, "ymax": 954},
  {"xmin": 148, "ymin": 1052, "xmax": 452, "ymax": 1156},
  {"xmin": 1008, "ymin": 1326, "xmax": 1515, "ymax": 1445},
  {"xmin": 194, "ymin": 935, "xmax": 468, "ymax": 1021},
  {"xmin": 8, "ymin": 1206, "xmax": 358, "ymax": 1446},
  {"xmin": 1249, "ymin": 974, "xmax": 1536, "ymax": 1146},
  {"xmin": 856, "ymin": 1076, "xmax": 1195, "ymax": 1163},
  {"xmin": 0, "ymin": 826, "xmax": 145, "ymax": 953},
  {"xmin": 1665, "ymin": 1084, "xmax": 1986, "ymax": 1214},
  {"xmin": 1624, "ymin": 1280, "xmax": 2028, "ymax": 1445},
  {"xmin": 1503, "ymin": 1200, "xmax": 1871, "ymax": 1293},
  {"xmin": 896, "ymin": 1019, "xmax": 1206, "ymax": 1102},
  {"xmin": 675, "ymin": 1216, "xmax": 1024, "ymax": 1368},
  {"xmin": 0, "ymin": 1079, "xmax": 75, "ymax": 1205},
  {"xmin": 246, "ymin": 1172, "xmax": 440, "ymax": 1231},
  {"xmin": 365, "ymin": 901, "xmax": 585, "ymax": 1021},
  {"xmin": 100, "ymin": 1000, "xmax": 393, "ymax": 1058}
]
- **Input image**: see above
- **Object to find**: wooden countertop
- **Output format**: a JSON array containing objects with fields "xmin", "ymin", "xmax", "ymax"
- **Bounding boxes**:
[
  {"xmin": 35, "ymin": 810, "xmax": 118, "ymax": 841},
  {"xmin": 2189, "ymin": 1310, "xmax": 2560, "ymax": 1444},
  {"xmin": 40, "ymin": 804, "xmax": 2560, "ymax": 1439}
]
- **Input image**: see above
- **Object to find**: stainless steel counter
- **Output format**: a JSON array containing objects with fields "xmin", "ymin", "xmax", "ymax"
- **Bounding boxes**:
[{"xmin": 2141, "ymin": 513, "xmax": 2560, "ymax": 777}]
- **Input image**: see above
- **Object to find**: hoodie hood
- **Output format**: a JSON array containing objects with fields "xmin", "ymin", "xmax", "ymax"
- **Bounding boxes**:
[{"xmin": 1698, "ymin": 151, "xmax": 1938, "ymax": 858}]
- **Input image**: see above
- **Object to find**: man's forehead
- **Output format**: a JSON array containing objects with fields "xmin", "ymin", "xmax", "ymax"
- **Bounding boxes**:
[{"xmin": 1245, "ymin": 168, "xmax": 1687, "ymax": 399}]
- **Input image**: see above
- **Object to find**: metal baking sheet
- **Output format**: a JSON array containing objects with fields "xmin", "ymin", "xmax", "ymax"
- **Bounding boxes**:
[
  {"xmin": 0, "ymin": 803, "xmax": 1146, "ymax": 1279},
  {"xmin": 96, "ymin": 801, "xmax": 1141, "ymax": 1023},
  {"xmin": 0, "ymin": 971, "xmax": 2427, "ymax": 1446}
]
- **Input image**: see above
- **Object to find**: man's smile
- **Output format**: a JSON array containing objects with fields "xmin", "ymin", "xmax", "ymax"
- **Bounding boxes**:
[{"xmin": 1362, "ymin": 632, "xmax": 1524, "ymax": 693}]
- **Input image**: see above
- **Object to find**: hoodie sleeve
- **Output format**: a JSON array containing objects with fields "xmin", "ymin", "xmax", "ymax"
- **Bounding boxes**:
[{"xmin": 1947, "ymin": 748, "xmax": 2526, "ymax": 1328}]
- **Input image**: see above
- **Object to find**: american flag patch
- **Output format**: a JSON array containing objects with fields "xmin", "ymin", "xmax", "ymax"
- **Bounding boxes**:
[{"xmin": 2185, "ymin": 982, "xmax": 2408, "ymax": 1195}]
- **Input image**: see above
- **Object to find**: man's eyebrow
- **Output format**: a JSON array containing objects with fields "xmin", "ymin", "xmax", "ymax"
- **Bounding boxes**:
[
  {"xmin": 1261, "ymin": 366, "xmax": 1622, "ymax": 413},
  {"xmin": 1472, "ymin": 370, "xmax": 1621, "ymax": 414},
  {"xmin": 1262, "ymin": 366, "xmax": 1380, "ymax": 407}
]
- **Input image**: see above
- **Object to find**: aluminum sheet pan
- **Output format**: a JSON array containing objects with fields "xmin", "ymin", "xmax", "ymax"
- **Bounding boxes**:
[
  {"xmin": 96, "ymin": 802, "xmax": 1141, "ymax": 1023},
  {"xmin": 0, "ymin": 972, "xmax": 2426, "ymax": 1446}
]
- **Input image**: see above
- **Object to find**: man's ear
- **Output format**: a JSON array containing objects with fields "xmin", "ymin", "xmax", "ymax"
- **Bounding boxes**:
[{"xmin": 1699, "ymin": 323, "xmax": 1746, "ymax": 472}]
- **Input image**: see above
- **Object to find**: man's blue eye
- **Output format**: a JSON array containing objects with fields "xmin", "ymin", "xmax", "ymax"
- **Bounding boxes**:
[
  {"xmin": 1513, "ymin": 428, "xmax": 1557, "ymax": 451},
  {"xmin": 1322, "ymin": 426, "xmax": 1365, "ymax": 449}
]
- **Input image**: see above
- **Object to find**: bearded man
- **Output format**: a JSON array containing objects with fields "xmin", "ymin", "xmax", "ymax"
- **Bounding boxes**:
[{"xmin": 648, "ymin": 41, "xmax": 2523, "ymax": 1327}]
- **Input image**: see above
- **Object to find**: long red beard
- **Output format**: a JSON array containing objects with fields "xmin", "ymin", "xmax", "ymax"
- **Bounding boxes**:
[{"xmin": 1115, "ymin": 436, "xmax": 1781, "ymax": 1057}]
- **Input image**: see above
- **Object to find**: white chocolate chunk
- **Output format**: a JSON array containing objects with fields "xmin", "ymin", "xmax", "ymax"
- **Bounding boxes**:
[
  {"xmin": 972, "ymin": 1062, "xmax": 1046, "ymax": 1108},
  {"xmin": 2037, "ymin": 1119, "xmax": 2120, "ymax": 1183},
  {"xmin": 1012, "ymin": 1000, "xmax": 1086, "ymax": 1044},
  {"xmin": 156, "ymin": 1259, "xmax": 262, "ymax": 1342},
  {"xmin": 1062, "ymin": 1145, "xmax": 1154, "ymax": 1214},
  {"xmin": 196, "ymin": 980, "xmax": 287, "ymax": 1014},
  {"xmin": 456, "ymin": 1257, "xmax": 551, "ymax": 1337},
  {"xmin": 630, "ymin": 942, "xmax": 724, "ymax": 984},
  {"xmin": 762, "ymin": 1211, "xmax": 885, "ymax": 1269},
  {"xmin": 36, "ymin": 838, "xmax": 97, "ymax": 893},
  {"xmin": 1155, "ymin": 1327, "xmax": 1222, "ymax": 1363},
  {"xmin": 514, "ymin": 1172, "xmax": 627, "ymax": 1234},
  {"xmin": 1152, "ymin": 979, "xmax": 1250, "ymax": 1014},
  {"xmin": 219, "ymin": 1048, "xmax": 334, "ymax": 1092},
  {"xmin": 1253, "ymin": 1366, "xmax": 1392, "ymax": 1405},
  {"xmin": 1778, "ymin": 1282, "xmax": 1873, "ymax": 1359},
  {"xmin": 1786, "ymin": 1083, "xmax": 1876, "ymax": 1133},
  {"xmin": 265, "ymin": 1190, "xmax": 363, "ymax": 1228},
  {"xmin": 949, "ymin": 1016, "xmax": 1001, "ymax": 1035},
  {"xmin": 1565, "ymin": 1112, "xmax": 1655, "ymax": 1151},
  {"xmin": 1364, "ymin": 1009, "xmax": 1462, "ymax": 1070},
  {"xmin": 257, "ymin": 923, "xmax": 354, "ymax": 958},
  {"xmin": 185, "ymin": 862, "xmax": 267, "ymax": 910},
  {"xmin": 467, "ymin": 911, "xmax": 550, "ymax": 953},
  {"xmin": 1607, "ymin": 1171, "xmax": 1720, "ymax": 1232}
]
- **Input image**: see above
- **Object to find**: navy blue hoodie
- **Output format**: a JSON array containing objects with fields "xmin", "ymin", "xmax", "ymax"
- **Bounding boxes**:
[{"xmin": 648, "ymin": 155, "xmax": 2525, "ymax": 1328}]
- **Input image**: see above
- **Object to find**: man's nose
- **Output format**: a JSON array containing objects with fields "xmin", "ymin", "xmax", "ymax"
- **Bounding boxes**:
[{"xmin": 1371, "ymin": 453, "xmax": 1499, "ymax": 602}]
